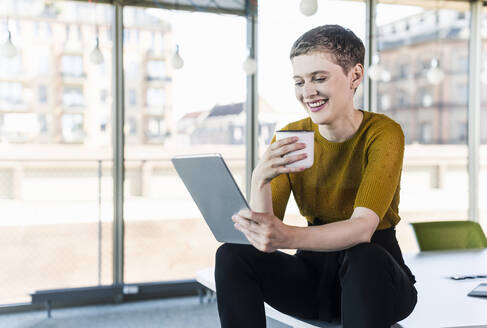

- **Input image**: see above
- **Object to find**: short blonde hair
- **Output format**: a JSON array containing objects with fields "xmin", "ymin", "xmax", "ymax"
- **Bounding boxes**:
[{"xmin": 290, "ymin": 25, "xmax": 365, "ymax": 74}]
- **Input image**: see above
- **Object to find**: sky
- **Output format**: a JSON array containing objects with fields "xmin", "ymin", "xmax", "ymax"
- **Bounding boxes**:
[{"xmin": 148, "ymin": 1, "xmax": 424, "ymax": 121}]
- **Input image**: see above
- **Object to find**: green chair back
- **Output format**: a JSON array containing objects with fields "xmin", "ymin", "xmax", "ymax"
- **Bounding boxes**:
[{"xmin": 410, "ymin": 221, "xmax": 487, "ymax": 251}]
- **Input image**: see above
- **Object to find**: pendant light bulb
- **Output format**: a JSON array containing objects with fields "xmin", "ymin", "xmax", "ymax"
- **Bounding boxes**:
[
  {"xmin": 381, "ymin": 70, "xmax": 391, "ymax": 83},
  {"xmin": 1, "ymin": 31, "xmax": 18, "ymax": 58},
  {"xmin": 242, "ymin": 56, "xmax": 257, "ymax": 75},
  {"xmin": 171, "ymin": 45, "xmax": 184, "ymax": 70},
  {"xmin": 426, "ymin": 58, "xmax": 445, "ymax": 85},
  {"xmin": 90, "ymin": 37, "xmax": 104, "ymax": 65},
  {"xmin": 300, "ymin": 0, "xmax": 318, "ymax": 17}
]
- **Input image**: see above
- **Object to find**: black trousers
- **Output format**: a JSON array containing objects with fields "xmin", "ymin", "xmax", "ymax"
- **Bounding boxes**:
[{"xmin": 215, "ymin": 227, "xmax": 417, "ymax": 328}]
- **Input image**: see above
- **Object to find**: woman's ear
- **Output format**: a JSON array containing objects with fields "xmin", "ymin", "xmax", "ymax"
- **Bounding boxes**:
[{"xmin": 350, "ymin": 63, "xmax": 364, "ymax": 89}]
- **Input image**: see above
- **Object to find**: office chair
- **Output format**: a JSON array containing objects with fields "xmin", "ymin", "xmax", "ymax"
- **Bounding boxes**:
[{"xmin": 410, "ymin": 220, "xmax": 487, "ymax": 251}]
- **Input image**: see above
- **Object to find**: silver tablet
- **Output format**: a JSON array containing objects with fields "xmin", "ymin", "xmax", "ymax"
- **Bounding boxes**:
[{"xmin": 171, "ymin": 153, "xmax": 251, "ymax": 244}]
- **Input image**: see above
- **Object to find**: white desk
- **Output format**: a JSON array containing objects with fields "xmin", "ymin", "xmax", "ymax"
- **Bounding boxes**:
[{"xmin": 399, "ymin": 249, "xmax": 487, "ymax": 328}]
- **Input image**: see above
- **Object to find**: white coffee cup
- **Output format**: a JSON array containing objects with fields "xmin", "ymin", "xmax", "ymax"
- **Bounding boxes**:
[{"xmin": 275, "ymin": 130, "xmax": 314, "ymax": 169}]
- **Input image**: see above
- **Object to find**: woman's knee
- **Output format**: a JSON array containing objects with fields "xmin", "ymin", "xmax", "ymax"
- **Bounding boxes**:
[
  {"xmin": 215, "ymin": 243, "xmax": 255, "ymax": 274},
  {"xmin": 216, "ymin": 243, "xmax": 239, "ymax": 268},
  {"xmin": 216, "ymin": 243, "xmax": 236, "ymax": 262},
  {"xmin": 215, "ymin": 243, "xmax": 264, "ymax": 291},
  {"xmin": 216, "ymin": 243, "xmax": 252, "ymax": 262}
]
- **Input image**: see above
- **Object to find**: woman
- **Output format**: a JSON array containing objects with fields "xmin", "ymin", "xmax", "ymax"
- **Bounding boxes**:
[{"xmin": 215, "ymin": 24, "xmax": 417, "ymax": 328}]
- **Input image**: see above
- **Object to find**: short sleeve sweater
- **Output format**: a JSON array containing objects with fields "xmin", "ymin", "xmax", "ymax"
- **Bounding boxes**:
[{"xmin": 270, "ymin": 110, "xmax": 404, "ymax": 230}]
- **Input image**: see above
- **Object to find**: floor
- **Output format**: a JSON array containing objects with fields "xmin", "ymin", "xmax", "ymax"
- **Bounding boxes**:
[{"xmin": 0, "ymin": 296, "xmax": 290, "ymax": 328}]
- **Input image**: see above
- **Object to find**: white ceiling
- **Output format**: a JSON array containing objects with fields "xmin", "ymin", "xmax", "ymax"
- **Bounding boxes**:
[
  {"xmin": 73, "ymin": 0, "xmax": 483, "ymax": 16},
  {"xmin": 122, "ymin": 0, "xmax": 247, "ymax": 15}
]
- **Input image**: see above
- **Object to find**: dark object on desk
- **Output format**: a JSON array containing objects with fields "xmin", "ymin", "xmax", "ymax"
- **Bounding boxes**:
[
  {"xmin": 468, "ymin": 283, "xmax": 487, "ymax": 297},
  {"xmin": 450, "ymin": 274, "xmax": 487, "ymax": 280},
  {"xmin": 411, "ymin": 221, "xmax": 487, "ymax": 251}
]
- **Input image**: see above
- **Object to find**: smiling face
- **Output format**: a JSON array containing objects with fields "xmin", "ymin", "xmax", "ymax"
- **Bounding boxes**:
[{"xmin": 292, "ymin": 51, "xmax": 362, "ymax": 125}]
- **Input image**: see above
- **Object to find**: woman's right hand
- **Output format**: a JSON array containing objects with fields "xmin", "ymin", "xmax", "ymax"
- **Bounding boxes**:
[{"xmin": 253, "ymin": 136, "xmax": 308, "ymax": 186}]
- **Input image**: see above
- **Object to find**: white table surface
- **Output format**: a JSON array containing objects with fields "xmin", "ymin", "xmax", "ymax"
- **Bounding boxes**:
[{"xmin": 399, "ymin": 249, "xmax": 487, "ymax": 328}]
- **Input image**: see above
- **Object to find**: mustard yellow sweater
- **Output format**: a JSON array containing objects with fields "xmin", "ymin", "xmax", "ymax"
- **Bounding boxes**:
[{"xmin": 270, "ymin": 110, "xmax": 404, "ymax": 230}]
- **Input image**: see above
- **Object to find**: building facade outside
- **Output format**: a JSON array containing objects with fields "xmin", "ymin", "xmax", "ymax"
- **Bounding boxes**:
[
  {"xmin": 0, "ymin": 1, "xmax": 174, "ymax": 146},
  {"xmin": 377, "ymin": 9, "xmax": 487, "ymax": 144},
  {"xmin": 188, "ymin": 101, "xmax": 276, "ymax": 146}
]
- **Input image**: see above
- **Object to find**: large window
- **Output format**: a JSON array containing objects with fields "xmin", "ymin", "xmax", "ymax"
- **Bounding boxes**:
[
  {"xmin": 122, "ymin": 7, "xmax": 246, "ymax": 283},
  {"xmin": 257, "ymin": 0, "xmax": 478, "ymax": 253},
  {"xmin": 480, "ymin": 5, "xmax": 487, "ymax": 230},
  {"xmin": 0, "ymin": 0, "xmax": 485, "ymax": 308},
  {"xmin": 376, "ymin": 1, "xmax": 471, "ymax": 251},
  {"xmin": 257, "ymin": 0, "xmax": 366, "ymax": 233},
  {"xmin": 0, "ymin": 0, "xmax": 113, "ymax": 304}
]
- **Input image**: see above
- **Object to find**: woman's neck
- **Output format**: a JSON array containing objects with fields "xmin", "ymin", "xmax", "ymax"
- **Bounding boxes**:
[{"xmin": 318, "ymin": 109, "xmax": 364, "ymax": 143}]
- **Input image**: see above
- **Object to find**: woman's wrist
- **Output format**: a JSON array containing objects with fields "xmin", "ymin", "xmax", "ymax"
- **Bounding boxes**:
[
  {"xmin": 281, "ymin": 224, "xmax": 300, "ymax": 249},
  {"xmin": 251, "ymin": 168, "xmax": 269, "ymax": 189}
]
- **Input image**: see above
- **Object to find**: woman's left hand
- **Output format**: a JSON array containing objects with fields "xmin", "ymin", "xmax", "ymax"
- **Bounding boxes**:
[{"xmin": 232, "ymin": 210, "xmax": 294, "ymax": 252}]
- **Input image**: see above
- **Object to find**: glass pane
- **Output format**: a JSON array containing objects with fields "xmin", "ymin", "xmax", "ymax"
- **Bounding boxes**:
[
  {"xmin": 481, "ymin": 6, "xmax": 487, "ymax": 231},
  {"xmin": 376, "ymin": 1, "xmax": 470, "ymax": 251},
  {"xmin": 123, "ymin": 7, "xmax": 246, "ymax": 283},
  {"xmin": 0, "ymin": 0, "xmax": 113, "ymax": 304},
  {"xmin": 258, "ymin": 0, "xmax": 366, "ymax": 231}
]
